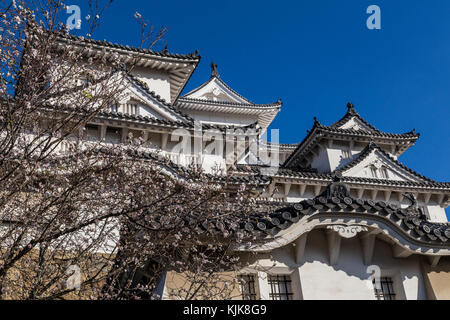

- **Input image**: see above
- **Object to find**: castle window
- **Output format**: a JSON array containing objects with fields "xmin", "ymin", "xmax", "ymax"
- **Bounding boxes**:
[
  {"xmin": 238, "ymin": 274, "xmax": 258, "ymax": 300},
  {"xmin": 373, "ymin": 277, "xmax": 396, "ymax": 300},
  {"xmin": 105, "ymin": 126, "xmax": 121, "ymax": 144},
  {"xmin": 370, "ymin": 166, "xmax": 378, "ymax": 178},
  {"xmin": 380, "ymin": 167, "xmax": 389, "ymax": 179},
  {"xmin": 84, "ymin": 124, "xmax": 99, "ymax": 141},
  {"xmin": 125, "ymin": 103, "xmax": 139, "ymax": 115},
  {"xmin": 268, "ymin": 275, "xmax": 293, "ymax": 300},
  {"xmin": 342, "ymin": 149, "xmax": 351, "ymax": 159}
]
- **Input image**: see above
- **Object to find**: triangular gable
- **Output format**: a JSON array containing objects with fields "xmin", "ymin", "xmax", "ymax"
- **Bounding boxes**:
[
  {"xmin": 182, "ymin": 77, "xmax": 253, "ymax": 104},
  {"xmin": 330, "ymin": 103, "xmax": 381, "ymax": 133},
  {"xmin": 334, "ymin": 115, "xmax": 378, "ymax": 133},
  {"xmin": 338, "ymin": 143, "xmax": 435, "ymax": 184},
  {"xmin": 119, "ymin": 76, "xmax": 189, "ymax": 122}
]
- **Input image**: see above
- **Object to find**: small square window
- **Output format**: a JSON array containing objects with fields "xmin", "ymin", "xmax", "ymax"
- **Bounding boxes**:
[
  {"xmin": 268, "ymin": 275, "xmax": 293, "ymax": 300},
  {"xmin": 373, "ymin": 277, "xmax": 396, "ymax": 300},
  {"xmin": 238, "ymin": 275, "xmax": 258, "ymax": 300}
]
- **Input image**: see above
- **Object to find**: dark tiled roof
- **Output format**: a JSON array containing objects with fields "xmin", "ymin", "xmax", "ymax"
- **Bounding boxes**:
[
  {"xmin": 232, "ymin": 164, "xmax": 450, "ymax": 189},
  {"xmin": 318, "ymin": 121, "xmax": 418, "ymax": 139},
  {"xmin": 200, "ymin": 180, "xmax": 450, "ymax": 245},
  {"xmin": 56, "ymin": 33, "xmax": 200, "ymax": 61},
  {"xmin": 97, "ymin": 109, "xmax": 260, "ymax": 131},
  {"xmin": 176, "ymin": 97, "xmax": 282, "ymax": 110}
]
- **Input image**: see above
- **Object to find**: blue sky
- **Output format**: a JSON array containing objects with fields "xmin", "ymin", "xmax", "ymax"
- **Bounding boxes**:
[{"xmin": 68, "ymin": 0, "xmax": 449, "ymax": 214}]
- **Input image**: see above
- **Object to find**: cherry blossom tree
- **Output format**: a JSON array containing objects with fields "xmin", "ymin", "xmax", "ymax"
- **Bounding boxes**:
[{"xmin": 0, "ymin": 0, "xmax": 273, "ymax": 300}]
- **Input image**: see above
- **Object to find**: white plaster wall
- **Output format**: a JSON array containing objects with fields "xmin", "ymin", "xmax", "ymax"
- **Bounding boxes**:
[
  {"xmin": 427, "ymin": 204, "xmax": 449, "ymax": 223},
  {"xmin": 310, "ymin": 147, "xmax": 330, "ymax": 173},
  {"xmin": 246, "ymin": 229, "xmax": 427, "ymax": 300},
  {"xmin": 131, "ymin": 67, "xmax": 171, "ymax": 103}
]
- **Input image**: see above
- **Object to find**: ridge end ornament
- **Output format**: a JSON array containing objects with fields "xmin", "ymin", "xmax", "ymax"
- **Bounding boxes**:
[
  {"xmin": 211, "ymin": 62, "xmax": 219, "ymax": 78},
  {"xmin": 322, "ymin": 172, "xmax": 350, "ymax": 200}
]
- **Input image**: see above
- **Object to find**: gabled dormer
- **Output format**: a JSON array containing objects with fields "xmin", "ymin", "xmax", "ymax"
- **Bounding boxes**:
[
  {"xmin": 100, "ymin": 74, "xmax": 192, "ymax": 124},
  {"xmin": 175, "ymin": 63, "xmax": 282, "ymax": 132},
  {"xmin": 336, "ymin": 142, "xmax": 437, "ymax": 184},
  {"xmin": 181, "ymin": 62, "xmax": 255, "ymax": 104},
  {"xmin": 283, "ymin": 103, "xmax": 420, "ymax": 173}
]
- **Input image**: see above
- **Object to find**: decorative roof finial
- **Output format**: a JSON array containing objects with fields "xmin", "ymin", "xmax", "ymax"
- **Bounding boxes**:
[
  {"xmin": 161, "ymin": 44, "xmax": 168, "ymax": 54},
  {"xmin": 211, "ymin": 61, "xmax": 219, "ymax": 78},
  {"xmin": 347, "ymin": 102, "xmax": 356, "ymax": 114},
  {"xmin": 313, "ymin": 117, "xmax": 321, "ymax": 126}
]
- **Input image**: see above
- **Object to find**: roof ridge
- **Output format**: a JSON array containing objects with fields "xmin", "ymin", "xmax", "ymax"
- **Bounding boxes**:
[
  {"xmin": 177, "ymin": 96, "xmax": 282, "ymax": 108},
  {"xmin": 273, "ymin": 166, "xmax": 450, "ymax": 188},
  {"xmin": 240, "ymin": 182, "xmax": 450, "ymax": 245},
  {"xmin": 181, "ymin": 64, "xmax": 256, "ymax": 104},
  {"xmin": 98, "ymin": 108, "xmax": 260, "ymax": 131},
  {"xmin": 330, "ymin": 102, "xmax": 381, "ymax": 133},
  {"xmin": 212, "ymin": 74, "xmax": 255, "ymax": 104},
  {"xmin": 55, "ymin": 31, "xmax": 201, "ymax": 61},
  {"xmin": 320, "ymin": 126, "xmax": 420, "ymax": 138}
]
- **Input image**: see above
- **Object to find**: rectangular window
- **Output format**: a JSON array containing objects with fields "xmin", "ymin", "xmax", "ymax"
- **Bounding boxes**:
[
  {"xmin": 380, "ymin": 167, "xmax": 389, "ymax": 179},
  {"xmin": 85, "ymin": 124, "xmax": 99, "ymax": 141},
  {"xmin": 268, "ymin": 275, "xmax": 293, "ymax": 300},
  {"xmin": 238, "ymin": 275, "xmax": 258, "ymax": 300},
  {"xmin": 125, "ymin": 103, "xmax": 139, "ymax": 115},
  {"xmin": 370, "ymin": 166, "xmax": 378, "ymax": 178},
  {"xmin": 105, "ymin": 126, "xmax": 122, "ymax": 144},
  {"xmin": 342, "ymin": 149, "xmax": 351, "ymax": 159},
  {"xmin": 373, "ymin": 277, "xmax": 396, "ymax": 300}
]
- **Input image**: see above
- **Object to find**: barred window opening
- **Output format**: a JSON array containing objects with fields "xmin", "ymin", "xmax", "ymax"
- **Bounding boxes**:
[
  {"xmin": 268, "ymin": 275, "xmax": 293, "ymax": 300},
  {"xmin": 238, "ymin": 275, "xmax": 258, "ymax": 300}
]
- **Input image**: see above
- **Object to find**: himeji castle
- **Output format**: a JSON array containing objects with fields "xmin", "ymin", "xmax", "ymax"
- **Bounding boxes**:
[{"xmin": 46, "ymin": 34, "xmax": 450, "ymax": 300}]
